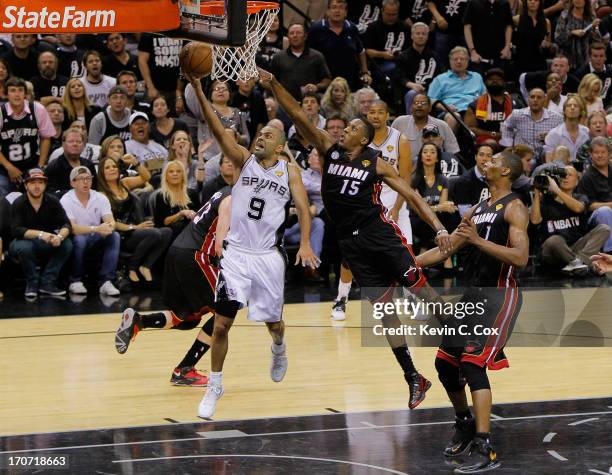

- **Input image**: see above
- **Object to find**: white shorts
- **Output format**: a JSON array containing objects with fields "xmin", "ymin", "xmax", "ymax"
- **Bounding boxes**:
[
  {"xmin": 215, "ymin": 244, "xmax": 286, "ymax": 323},
  {"xmin": 380, "ymin": 187, "xmax": 413, "ymax": 245}
]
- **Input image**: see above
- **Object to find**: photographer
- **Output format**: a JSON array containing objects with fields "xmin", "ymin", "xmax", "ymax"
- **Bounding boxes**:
[{"xmin": 532, "ymin": 165, "xmax": 610, "ymax": 274}]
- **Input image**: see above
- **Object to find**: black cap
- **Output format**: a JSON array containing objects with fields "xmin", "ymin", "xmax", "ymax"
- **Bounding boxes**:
[
  {"xmin": 484, "ymin": 68, "xmax": 505, "ymax": 80},
  {"xmin": 422, "ymin": 124, "xmax": 440, "ymax": 137},
  {"xmin": 108, "ymin": 85, "xmax": 128, "ymax": 97}
]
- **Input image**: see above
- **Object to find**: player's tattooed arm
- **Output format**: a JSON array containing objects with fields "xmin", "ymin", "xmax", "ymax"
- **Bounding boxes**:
[
  {"xmin": 456, "ymin": 199, "xmax": 529, "ymax": 267},
  {"xmin": 186, "ymin": 74, "xmax": 250, "ymax": 168},
  {"xmin": 215, "ymin": 196, "xmax": 232, "ymax": 257},
  {"xmin": 378, "ymin": 158, "xmax": 452, "ymax": 253},
  {"xmin": 288, "ymin": 163, "xmax": 320, "ymax": 269},
  {"xmin": 258, "ymin": 67, "xmax": 335, "ymax": 159}
]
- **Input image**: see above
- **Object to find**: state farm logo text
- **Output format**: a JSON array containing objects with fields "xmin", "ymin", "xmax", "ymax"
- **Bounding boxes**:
[{"xmin": 2, "ymin": 6, "xmax": 116, "ymax": 29}]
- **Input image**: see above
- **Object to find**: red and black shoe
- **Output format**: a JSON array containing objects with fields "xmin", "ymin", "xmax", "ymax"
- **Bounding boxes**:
[
  {"xmin": 405, "ymin": 372, "xmax": 432, "ymax": 409},
  {"xmin": 453, "ymin": 437, "xmax": 501, "ymax": 473},
  {"xmin": 115, "ymin": 308, "xmax": 142, "ymax": 354},
  {"xmin": 444, "ymin": 417, "xmax": 476, "ymax": 460},
  {"xmin": 171, "ymin": 367, "xmax": 209, "ymax": 386}
]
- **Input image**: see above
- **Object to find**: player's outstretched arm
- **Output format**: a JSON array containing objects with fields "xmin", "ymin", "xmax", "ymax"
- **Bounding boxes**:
[
  {"xmin": 187, "ymin": 76, "xmax": 250, "ymax": 168},
  {"xmin": 416, "ymin": 231, "xmax": 469, "ymax": 268},
  {"xmin": 215, "ymin": 196, "xmax": 232, "ymax": 257},
  {"xmin": 288, "ymin": 164, "xmax": 320, "ymax": 269},
  {"xmin": 377, "ymin": 158, "xmax": 452, "ymax": 254},
  {"xmin": 258, "ymin": 68, "xmax": 335, "ymax": 158},
  {"xmin": 456, "ymin": 199, "xmax": 529, "ymax": 268}
]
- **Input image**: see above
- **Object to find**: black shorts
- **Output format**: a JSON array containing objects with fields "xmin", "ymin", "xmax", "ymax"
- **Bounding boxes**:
[
  {"xmin": 162, "ymin": 246, "xmax": 217, "ymax": 319},
  {"xmin": 436, "ymin": 286, "xmax": 522, "ymax": 371},
  {"xmin": 339, "ymin": 219, "xmax": 426, "ymax": 302}
]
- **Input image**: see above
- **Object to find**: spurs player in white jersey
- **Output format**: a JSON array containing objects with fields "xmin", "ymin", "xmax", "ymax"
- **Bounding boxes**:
[
  {"xmin": 186, "ymin": 76, "xmax": 319, "ymax": 419},
  {"xmin": 367, "ymin": 100, "xmax": 413, "ymax": 242}
]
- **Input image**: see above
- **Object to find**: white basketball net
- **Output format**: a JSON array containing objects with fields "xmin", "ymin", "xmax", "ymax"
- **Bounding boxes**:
[{"xmin": 211, "ymin": 6, "xmax": 278, "ymax": 82}]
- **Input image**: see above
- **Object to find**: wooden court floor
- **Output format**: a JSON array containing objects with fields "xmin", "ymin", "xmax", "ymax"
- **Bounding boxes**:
[{"xmin": 0, "ymin": 288, "xmax": 611, "ymax": 436}]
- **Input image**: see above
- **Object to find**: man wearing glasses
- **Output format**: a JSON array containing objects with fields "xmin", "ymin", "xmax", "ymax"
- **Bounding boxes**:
[{"xmin": 60, "ymin": 166, "xmax": 120, "ymax": 296}]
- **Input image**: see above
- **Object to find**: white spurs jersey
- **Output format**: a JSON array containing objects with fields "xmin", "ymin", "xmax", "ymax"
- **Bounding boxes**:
[
  {"xmin": 227, "ymin": 155, "xmax": 291, "ymax": 250},
  {"xmin": 370, "ymin": 127, "xmax": 402, "ymax": 207}
]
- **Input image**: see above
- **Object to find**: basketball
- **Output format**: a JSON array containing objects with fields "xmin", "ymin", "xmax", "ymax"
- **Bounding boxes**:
[{"xmin": 180, "ymin": 42, "xmax": 214, "ymax": 79}]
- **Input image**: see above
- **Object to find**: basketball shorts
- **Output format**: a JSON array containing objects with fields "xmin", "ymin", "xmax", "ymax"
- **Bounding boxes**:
[
  {"xmin": 380, "ymin": 186, "xmax": 412, "ymax": 244},
  {"xmin": 436, "ymin": 286, "xmax": 522, "ymax": 371},
  {"xmin": 163, "ymin": 246, "xmax": 217, "ymax": 319},
  {"xmin": 339, "ymin": 219, "xmax": 426, "ymax": 303},
  {"xmin": 215, "ymin": 244, "xmax": 286, "ymax": 322}
]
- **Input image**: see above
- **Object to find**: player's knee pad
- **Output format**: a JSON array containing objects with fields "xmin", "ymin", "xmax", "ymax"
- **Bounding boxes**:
[
  {"xmin": 202, "ymin": 315, "xmax": 215, "ymax": 336},
  {"xmin": 435, "ymin": 356, "xmax": 465, "ymax": 392},
  {"xmin": 214, "ymin": 300, "xmax": 240, "ymax": 320},
  {"xmin": 460, "ymin": 361, "xmax": 490, "ymax": 392}
]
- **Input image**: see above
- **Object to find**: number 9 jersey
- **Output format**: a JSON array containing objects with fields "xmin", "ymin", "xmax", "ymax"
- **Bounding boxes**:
[{"xmin": 226, "ymin": 155, "xmax": 291, "ymax": 251}]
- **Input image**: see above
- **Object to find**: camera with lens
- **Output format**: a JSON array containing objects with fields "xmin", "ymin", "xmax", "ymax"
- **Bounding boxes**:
[{"xmin": 533, "ymin": 165, "xmax": 567, "ymax": 191}]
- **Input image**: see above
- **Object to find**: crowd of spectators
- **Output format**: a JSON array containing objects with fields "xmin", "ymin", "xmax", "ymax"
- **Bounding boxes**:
[{"xmin": 1, "ymin": 0, "xmax": 612, "ymax": 302}]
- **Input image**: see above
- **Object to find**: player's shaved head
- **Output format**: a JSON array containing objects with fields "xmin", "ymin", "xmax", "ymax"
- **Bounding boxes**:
[
  {"xmin": 359, "ymin": 118, "xmax": 375, "ymax": 146},
  {"xmin": 370, "ymin": 100, "xmax": 388, "ymax": 111},
  {"xmin": 268, "ymin": 125, "xmax": 286, "ymax": 147},
  {"xmin": 500, "ymin": 151, "xmax": 523, "ymax": 182}
]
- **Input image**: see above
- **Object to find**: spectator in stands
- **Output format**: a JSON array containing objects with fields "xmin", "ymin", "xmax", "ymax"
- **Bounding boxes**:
[
  {"xmin": 284, "ymin": 148, "xmax": 325, "ymax": 282},
  {"xmin": 49, "ymin": 120, "xmax": 101, "ymax": 165},
  {"xmin": 60, "ymin": 166, "xmax": 120, "ymax": 296},
  {"xmin": 533, "ymin": 144, "xmax": 571, "ymax": 176},
  {"xmin": 99, "ymin": 135, "xmax": 151, "ymax": 190},
  {"xmin": 544, "ymin": 94, "xmax": 589, "ymax": 160},
  {"xmin": 363, "ymin": 0, "xmax": 410, "ymax": 79},
  {"xmin": 554, "ymin": 0, "xmax": 602, "ymax": 69},
  {"xmin": 61, "ymin": 78, "xmax": 101, "ymax": 131},
  {"xmin": 391, "ymin": 93, "xmax": 461, "ymax": 161},
  {"xmin": 421, "ymin": 125, "xmax": 466, "ymax": 178},
  {"xmin": 256, "ymin": 14, "xmax": 288, "ymax": 70},
  {"xmin": 307, "ymin": 0, "xmax": 372, "ymax": 89},
  {"xmin": 125, "ymin": 112, "xmax": 168, "ymax": 168},
  {"xmin": 150, "ymin": 95, "xmax": 190, "ymax": 149},
  {"xmin": 231, "ymin": 78, "xmax": 269, "ymax": 149},
  {"xmin": 521, "ymin": 55, "xmax": 580, "ymax": 105},
  {"xmin": 81, "ymin": 50, "xmax": 116, "ymax": 108},
  {"xmin": 9, "ymin": 168, "xmax": 72, "ymax": 297},
  {"xmin": 428, "ymin": 46, "xmax": 486, "ymax": 131},
  {"xmin": 285, "ymin": 0, "xmax": 328, "ymax": 28},
  {"xmin": 545, "ymin": 72, "xmax": 567, "ymax": 115},
  {"xmin": 394, "ymin": 22, "xmax": 443, "ymax": 115},
  {"xmin": 577, "ymin": 73, "xmax": 605, "ymax": 115},
  {"xmin": 426, "ymin": 1, "xmax": 468, "ymax": 67},
  {"xmin": 0, "ymin": 77, "xmax": 55, "ymax": 197},
  {"xmin": 97, "ymin": 156, "xmax": 172, "ymax": 283},
  {"xmin": 137, "ymin": 33, "xmax": 182, "ymax": 109},
  {"xmin": 167, "ymin": 130, "xmax": 203, "ymax": 191},
  {"xmin": 88, "ymin": 86, "xmax": 132, "ymax": 145},
  {"xmin": 575, "ymin": 42, "xmax": 612, "ymax": 108},
  {"xmin": 30, "ymin": 52, "xmax": 67, "ymax": 102},
  {"xmin": 409, "ymin": 143, "xmax": 459, "ymax": 269},
  {"xmin": 532, "ymin": 165, "xmax": 610, "ymax": 274},
  {"xmin": 103, "ymin": 33, "xmax": 141, "ymax": 80},
  {"xmin": 513, "ymin": 0, "xmax": 554, "ymax": 73},
  {"xmin": 452, "ymin": 143, "xmax": 495, "ymax": 216},
  {"xmin": 324, "ymin": 115, "xmax": 348, "ymax": 143},
  {"xmin": 464, "ymin": 0, "xmax": 514, "ymax": 74},
  {"xmin": 55, "ymin": 34, "xmax": 85, "ymax": 78},
  {"xmin": 576, "ymin": 111, "xmax": 609, "ymax": 167},
  {"xmin": 202, "ymin": 129, "xmax": 237, "ymax": 182},
  {"xmin": 46, "ymin": 128, "xmax": 98, "ymax": 195},
  {"xmin": 45, "ymin": 98, "xmax": 65, "ymax": 155},
  {"xmin": 200, "ymin": 155, "xmax": 236, "ymax": 205},
  {"xmin": 321, "ymin": 77, "xmax": 356, "ymax": 119},
  {"xmin": 269, "ymin": 22, "xmax": 332, "ymax": 101},
  {"xmin": 0, "ymin": 57, "xmax": 10, "ymax": 101},
  {"xmin": 464, "ymin": 68, "xmax": 514, "ymax": 145},
  {"xmin": 577, "ymin": 136, "xmax": 612, "ymax": 252},
  {"xmin": 4, "ymin": 34, "xmax": 39, "ymax": 81},
  {"xmin": 500, "ymin": 88, "xmax": 564, "ymax": 157},
  {"xmin": 353, "ymin": 88, "xmax": 378, "ymax": 121},
  {"xmin": 265, "ymin": 96, "xmax": 279, "ymax": 121},
  {"xmin": 288, "ymin": 92, "xmax": 326, "ymax": 139},
  {"xmin": 117, "ymin": 70, "xmax": 151, "ymax": 115},
  {"xmin": 513, "ymin": 143, "xmax": 536, "ymax": 176},
  {"xmin": 153, "ymin": 161, "xmax": 198, "ymax": 239}
]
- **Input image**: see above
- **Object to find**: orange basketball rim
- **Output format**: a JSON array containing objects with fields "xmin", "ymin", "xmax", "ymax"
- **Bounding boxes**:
[{"xmin": 0, "ymin": 0, "xmax": 180, "ymax": 33}]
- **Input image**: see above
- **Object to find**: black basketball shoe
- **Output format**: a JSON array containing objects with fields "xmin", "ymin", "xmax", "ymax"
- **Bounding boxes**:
[
  {"xmin": 405, "ymin": 372, "xmax": 431, "ymax": 409},
  {"xmin": 453, "ymin": 436, "xmax": 501, "ymax": 473},
  {"xmin": 444, "ymin": 416, "xmax": 476, "ymax": 459}
]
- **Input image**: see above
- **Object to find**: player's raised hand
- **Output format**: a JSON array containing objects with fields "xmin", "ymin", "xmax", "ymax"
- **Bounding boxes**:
[
  {"xmin": 295, "ymin": 244, "xmax": 320, "ymax": 269},
  {"xmin": 257, "ymin": 67, "xmax": 274, "ymax": 89},
  {"xmin": 456, "ymin": 217, "xmax": 479, "ymax": 244}
]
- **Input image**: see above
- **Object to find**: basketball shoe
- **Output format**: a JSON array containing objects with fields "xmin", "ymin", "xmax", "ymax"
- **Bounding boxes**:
[
  {"xmin": 115, "ymin": 308, "xmax": 142, "ymax": 354},
  {"xmin": 198, "ymin": 383, "xmax": 224, "ymax": 418},
  {"xmin": 171, "ymin": 367, "xmax": 209, "ymax": 386},
  {"xmin": 270, "ymin": 342, "xmax": 288, "ymax": 382},
  {"xmin": 453, "ymin": 436, "xmax": 500, "ymax": 473},
  {"xmin": 405, "ymin": 372, "xmax": 431, "ymax": 409},
  {"xmin": 444, "ymin": 416, "xmax": 476, "ymax": 460},
  {"xmin": 331, "ymin": 297, "xmax": 347, "ymax": 321}
]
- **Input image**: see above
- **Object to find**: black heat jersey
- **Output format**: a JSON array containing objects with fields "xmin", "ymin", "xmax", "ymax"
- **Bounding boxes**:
[
  {"xmin": 463, "ymin": 192, "xmax": 519, "ymax": 288},
  {"xmin": 0, "ymin": 102, "xmax": 40, "ymax": 174},
  {"xmin": 172, "ymin": 186, "xmax": 231, "ymax": 253},
  {"xmin": 321, "ymin": 144, "xmax": 386, "ymax": 237}
]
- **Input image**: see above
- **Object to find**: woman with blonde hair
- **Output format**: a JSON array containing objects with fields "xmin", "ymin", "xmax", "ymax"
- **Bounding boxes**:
[
  {"xmin": 153, "ymin": 161, "xmax": 199, "ymax": 239},
  {"xmin": 577, "ymin": 73, "xmax": 604, "ymax": 115},
  {"xmin": 167, "ymin": 130, "xmax": 204, "ymax": 190},
  {"xmin": 61, "ymin": 77, "xmax": 101, "ymax": 130},
  {"xmin": 321, "ymin": 77, "xmax": 356, "ymax": 119},
  {"xmin": 99, "ymin": 135, "xmax": 151, "ymax": 191},
  {"xmin": 97, "ymin": 156, "xmax": 173, "ymax": 283}
]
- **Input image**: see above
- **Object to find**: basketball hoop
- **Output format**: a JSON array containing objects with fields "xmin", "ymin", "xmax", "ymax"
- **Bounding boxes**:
[{"xmin": 180, "ymin": 1, "xmax": 279, "ymax": 82}]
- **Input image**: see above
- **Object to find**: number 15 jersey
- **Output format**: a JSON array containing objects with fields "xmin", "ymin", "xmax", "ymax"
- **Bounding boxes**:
[{"xmin": 227, "ymin": 155, "xmax": 291, "ymax": 250}]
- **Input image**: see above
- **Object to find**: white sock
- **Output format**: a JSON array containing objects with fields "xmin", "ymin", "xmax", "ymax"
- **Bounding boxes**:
[
  {"xmin": 209, "ymin": 371, "xmax": 223, "ymax": 387},
  {"xmin": 337, "ymin": 281, "xmax": 351, "ymax": 300},
  {"xmin": 272, "ymin": 341, "xmax": 286, "ymax": 354}
]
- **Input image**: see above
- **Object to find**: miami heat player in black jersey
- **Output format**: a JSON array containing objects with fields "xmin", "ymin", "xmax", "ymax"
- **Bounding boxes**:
[{"xmin": 114, "ymin": 187, "xmax": 232, "ymax": 387}]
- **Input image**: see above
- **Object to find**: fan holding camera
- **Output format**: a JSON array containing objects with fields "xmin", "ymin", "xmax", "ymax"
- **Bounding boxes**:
[{"xmin": 531, "ymin": 164, "xmax": 610, "ymax": 275}]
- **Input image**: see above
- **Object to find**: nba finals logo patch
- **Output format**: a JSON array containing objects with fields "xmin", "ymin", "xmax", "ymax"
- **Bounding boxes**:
[
  {"xmin": 496, "ymin": 204, "xmax": 504, "ymax": 211},
  {"xmin": 362, "ymin": 160, "xmax": 371, "ymax": 167},
  {"xmin": 330, "ymin": 151, "xmax": 340, "ymax": 160},
  {"xmin": 274, "ymin": 171, "xmax": 284, "ymax": 177},
  {"xmin": 437, "ymin": 185, "xmax": 443, "ymax": 191},
  {"xmin": 386, "ymin": 145, "xmax": 394, "ymax": 152}
]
